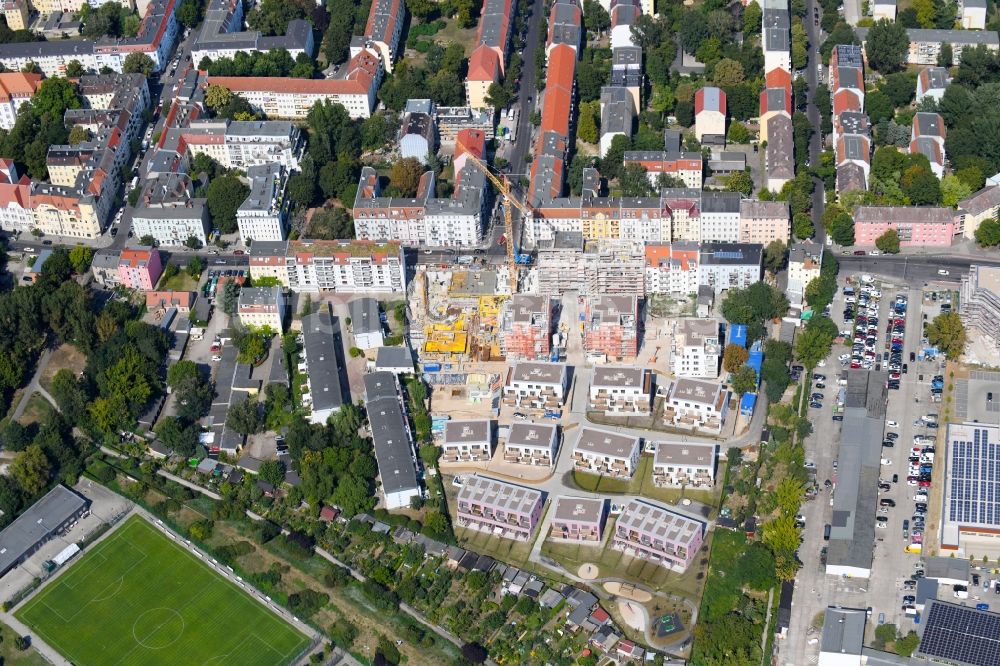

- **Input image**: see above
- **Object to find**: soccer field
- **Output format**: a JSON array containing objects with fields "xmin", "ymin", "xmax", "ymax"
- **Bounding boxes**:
[{"xmin": 16, "ymin": 515, "xmax": 310, "ymax": 666}]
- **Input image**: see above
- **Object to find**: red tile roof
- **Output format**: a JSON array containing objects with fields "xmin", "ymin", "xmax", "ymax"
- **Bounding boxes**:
[
  {"xmin": 765, "ymin": 68, "xmax": 792, "ymax": 91},
  {"xmin": 833, "ymin": 88, "xmax": 862, "ymax": 115},
  {"xmin": 208, "ymin": 51, "xmax": 380, "ymax": 96},
  {"xmin": 540, "ymin": 44, "xmax": 576, "ymax": 138},
  {"xmin": 0, "ymin": 72, "xmax": 41, "ymax": 103},
  {"xmin": 467, "ymin": 45, "xmax": 501, "ymax": 82}
]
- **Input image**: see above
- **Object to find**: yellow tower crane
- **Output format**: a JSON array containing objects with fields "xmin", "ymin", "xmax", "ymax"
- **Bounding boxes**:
[{"xmin": 456, "ymin": 147, "xmax": 530, "ymax": 293}]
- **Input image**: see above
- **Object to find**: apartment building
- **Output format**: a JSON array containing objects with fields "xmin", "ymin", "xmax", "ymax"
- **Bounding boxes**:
[
  {"xmin": 206, "ymin": 49, "xmax": 382, "ymax": 120},
  {"xmin": 1, "ymin": 0, "xmax": 28, "ymax": 31},
  {"xmin": 441, "ymin": 420, "xmax": 493, "ymax": 463},
  {"xmin": 347, "ymin": 297, "xmax": 383, "ymax": 349},
  {"xmin": 0, "ymin": 0, "xmax": 178, "ymax": 76},
  {"xmin": 611, "ymin": 499, "xmax": 706, "ymax": 572},
  {"xmin": 872, "ymin": 0, "xmax": 896, "ymax": 19},
  {"xmin": 90, "ymin": 249, "xmax": 121, "ymax": 287},
  {"xmin": 237, "ymin": 163, "xmax": 288, "ymax": 243},
  {"xmin": 547, "ymin": 0, "xmax": 583, "ymax": 59},
  {"xmin": 652, "ymin": 442, "xmax": 717, "ymax": 488},
  {"xmin": 502, "ymin": 361, "xmax": 569, "ymax": 413},
  {"xmin": 583, "ymin": 295, "xmax": 640, "ymax": 361},
  {"xmin": 916, "ymin": 66, "xmax": 950, "ymax": 103},
  {"xmin": 572, "ymin": 427, "xmax": 641, "ymax": 479},
  {"xmin": 643, "ymin": 242, "xmax": 699, "ymax": 295},
  {"xmin": 765, "ymin": 114, "xmax": 795, "ymax": 192},
  {"xmin": 364, "ymin": 371, "xmax": 421, "ymax": 509},
  {"xmin": 351, "ymin": 0, "xmax": 405, "ymax": 72},
  {"xmin": 550, "ymin": 497, "xmax": 607, "ymax": 542},
  {"xmin": 589, "ymin": 366, "xmax": 652, "ymax": 416},
  {"xmin": 698, "ymin": 243, "xmax": 762, "ymax": 292},
  {"xmin": 758, "ymin": 86, "xmax": 791, "ymax": 143},
  {"xmin": 465, "ymin": 0, "xmax": 515, "ymax": 108},
  {"xmin": 117, "ymin": 247, "xmax": 163, "ymax": 290},
  {"xmin": 504, "ymin": 421, "xmax": 559, "ymax": 466},
  {"xmin": 455, "ymin": 475, "xmax": 545, "ymax": 540},
  {"xmin": 762, "ymin": 3, "xmax": 791, "ymax": 74},
  {"xmin": 960, "ymin": 265, "xmax": 1000, "ymax": 355},
  {"xmin": 248, "ymin": 239, "xmax": 405, "ymax": 293},
  {"xmin": 739, "ymin": 199, "xmax": 790, "ymax": 245},
  {"xmin": 599, "ymin": 86, "xmax": 635, "ymax": 159},
  {"xmin": 788, "ymin": 240, "xmax": 823, "ymax": 305},
  {"xmin": 526, "ymin": 42, "xmax": 575, "ymax": 212},
  {"xmin": 853, "ymin": 206, "xmax": 955, "ymax": 247},
  {"xmin": 910, "ymin": 112, "xmax": 947, "ymax": 178},
  {"xmin": 672, "ymin": 319, "xmax": 721, "ymax": 379},
  {"xmin": 194, "ymin": 0, "xmax": 313, "ymax": 63},
  {"xmin": 854, "ymin": 27, "xmax": 1000, "ymax": 65},
  {"xmin": 956, "ymin": 186, "xmax": 1000, "ymax": 240},
  {"xmin": 300, "ymin": 304, "xmax": 346, "ymax": 425},
  {"xmin": 237, "ymin": 286, "xmax": 284, "ymax": 331},
  {"xmin": 963, "ymin": 0, "xmax": 987, "ymax": 28},
  {"xmin": 501, "ymin": 295, "xmax": 553, "ymax": 360},
  {"xmin": 0, "ymin": 72, "xmax": 40, "ymax": 130},
  {"xmin": 622, "ymin": 150, "xmax": 703, "ymax": 189},
  {"xmin": 131, "ymin": 173, "xmax": 210, "ymax": 246},
  {"xmin": 664, "ymin": 378, "xmax": 729, "ymax": 434},
  {"xmin": 694, "ymin": 87, "xmax": 726, "ymax": 142}
]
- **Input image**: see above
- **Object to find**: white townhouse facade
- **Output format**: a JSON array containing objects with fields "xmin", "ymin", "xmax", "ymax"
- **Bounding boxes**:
[
  {"xmin": 652, "ymin": 442, "xmax": 717, "ymax": 488},
  {"xmin": 672, "ymin": 319, "xmax": 721, "ymax": 379},
  {"xmin": 572, "ymin": 427, "xmax": 641, "ymax": 480}
]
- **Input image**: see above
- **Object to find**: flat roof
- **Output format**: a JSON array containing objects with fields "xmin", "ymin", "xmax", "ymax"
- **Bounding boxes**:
[
  {"xmin": 348, "ymin": 298, "xmax": 381, "ymax": 335},
  {"xmin": 375, "ymin": 346, "xmax": 413, "ymax": 370},
  {"xmin": 457, "ymin": 475, "xmax": 543, "ymax": 514},
  {"xmin": 553, "ymin": 496, "xmax": 604, "ymax": 524},
  {"xmin": 820, "ymin": 607, "xmax": 867, "ymax": 656},
  {"xmin": 509, "ymin": 361, "xmax": 567, "ymax": 385},
  {"xmin": 654, "ymin": 442, "xmax": 716, "ymax": 468},
  {"xmin": 574, "ymin": 427, "xmax": 639, "ymax": 460},
  {"xmin": 443, "ymin": 420, "xmax": 491, "ymax": 444},
  {"xmin": 916, "ymin": 600, "xmax": 1000, "ymax": 666},
  {"xmin": 942, "ymin": 423, "xmax": 1000, "ymax": 546},
  {"xmin": 670, "ymin": 378, "xmax": 724, "ymax": 406},
  {"xmin": 506, "ymin": 422, "xmax": 558, "ymax": 448},
  {"xmin": 616, "ymin": 499, "xmax": 704, "ymax": 543},
  {"xmin": 591, "ymin": 366, "xmax": 646, "ymax": 390},
  {"xmin": 0, "ymin": 485, "xmax": 87, "ymax": 575}
]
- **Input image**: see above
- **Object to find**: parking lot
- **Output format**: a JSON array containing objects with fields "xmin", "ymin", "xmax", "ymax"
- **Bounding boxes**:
[{"xmin": 784, "ymin": 273, "xmax": 950, "ymax": 662}]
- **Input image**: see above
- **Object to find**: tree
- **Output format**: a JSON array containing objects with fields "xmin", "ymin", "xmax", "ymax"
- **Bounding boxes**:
[
  {"xmin": 726, "ymin": 171, "xmax": 754, "ymax": 196},
  {"xmin": 68, "ymin": 245, "xmax": 92, "ymax": 273},
  {"xmin": 139, "ymin": 234, "xmax": 156, "ymax": 247},
  {"xmin": 763, "ymin": 239, "xmax": 788, "ymax": 274},
  {"xmin": 10, "ymin": 444, "xmax": 50, "ymax": 496},
  {"xmin": 723, "ymin": 344, "xmax": 749, "ymax": 373},
  {"xmin": 167, "ymin": 360, "xmax": 200, "ymax": 392},
  {"xmin": 761, "ymin": 515, "xmax": 801, "ymax": 557},
  {"xmin": 937, "ymin": 42, "xmax": 953, "ymax": 68},
  {"xmin": 576, "ymin": 101, "xmax": 599, "ymax": 144},
  {"xmin": 730, "ymin": 365, "xmax": 757, "ymax": 397},
  {"xmin": 184, "ymin": 235, "xmax": 202, "ymax": 249},
  {"xmin": 176, "ymin": 0, "xmax": 201, "ymax": 27},
  {"xmin": 123, "ymin": 52, "xmax": 154, "ymax": 75},
  {"xmin": 204, "ymin": 84, "xmax": 233, "ymax": 111},
  {"xmin": 66, "ymin": 60, "xmax": 85, "ymax": 78},
  {"xmin": 975, "ymin": 217, "xmax": 1000, "ymax": 246},
  {"xmin": 155, "ymin": 416, "xmax": 197, "ymax": 457},
  {"xmin": 940, "ymin": 174, "xmax": 972, "ymax": 207},
  {"xmin": 68, "ymin": 125, "xmax": 89, "ymax": 145},
  {"xmin": 713, "ymin": 59, "xmax": 745, "ymax": 88},
  {"xmin": 221, "ymin": 280, "xmax": 240, "ymax": 315},
  {"xmin": 926, "ymin": 311, "xmax": 967, "ymax": 360},
  {"xmin": 795, "ymin": 316, "xmax": 838, "ymax": 369},
  {"xmin": 188, "ymin": 255, "xmax": 204, "ymax": 277},
  {"xmin": 308, "ymin": 207, "xmax": 354, "ymax": 239},
  {"xmin": 830, "ymin": 212, "xmax": 855, "ymax": 245},
  {"xmin": 619, "ymin": 163, "xmax": 654, "ymax": 197},
  {"xmin": 227, "ymin": 398, "xmax": 264, "ymax": 435},
  {"xmin": 258, "ymin": 459, "xmax": 286, "ymax": 487},
  {"xmin": 875, "ymin": 228, "xmax": 901, "ymax": 254},
  {"xmin": 743, "ymin": 1, "xmax": 762, "ymax": 37},
  {"xmin": 874, "ymin": 623, "xmax": 898, "ymax": 649},
  {"xmin": 866, "ymin": 19, "xmax": 909, "ymax": 73},
  {"xmin": 881, "ymin": 72, "xmax": 917, "ymax": 109},
  {"xmin": 207, "ymin": 173, "xmax": 250, "ymax": 234},
  {"xmin": 484, "ymin": 82, "xmax": 512, "ymax": 112},
  {"xmin": 461, "ymin": 643, "xmax": 488, "ymax": 664},
  {"xmin": 793, "ymin": 213, "xmax": 814, "ymax": 239},
  {"xmin": 388, "ymin": 157, "xmax": 424, "ymax": 197},
  {"xmin": 728, "ymin": 122, "xmax": 751, "ymax": 144},
  {"xmin": 865, "ymin": 90, "xmax": 895, "ymax": 125},
  {"xmin": 895, "ymin": 632, "xmax": 920, "ymax": 657}
]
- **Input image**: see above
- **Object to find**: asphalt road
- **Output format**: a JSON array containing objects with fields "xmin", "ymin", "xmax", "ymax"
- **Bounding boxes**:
[
  {"xmin": 836, "ymin": 253, "xmax": 1000, "ymax": 283},
  {"xmin": 805, "ymin": 0, "xmax": 827, "ymax": 245}
]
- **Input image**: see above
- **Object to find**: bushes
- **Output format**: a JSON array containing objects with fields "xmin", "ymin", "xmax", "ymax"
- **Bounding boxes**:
[
  {"xmin": 255, "ymin": 519, "xmax": 281, "ymax": 544},
  {"xmin": 329, "ymin": 618, "xmax": 358, "ymax": 648},
  {"xmin": 360, "ymin": 579, "xmax": 399, "ymax": 612},
  {"xmin": 288, "ymin": 588, "xmax": 329, "ymax": 617},
  {"xmin": 214, "ymin": 540, "xmax": 254, "ymax": 564},
  {"xmin": 282, "ymin": 530, "xmax": 315, "ymax": 558}
]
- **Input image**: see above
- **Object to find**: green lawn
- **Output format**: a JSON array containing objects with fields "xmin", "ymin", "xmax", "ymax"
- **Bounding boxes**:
[
  {"xmin": 16, "ymin": 516, "xmax": 309, "ymax": 666},
  {"xmin": 157, "ymin": 271, "xmax": 199, "ymax": 291},
  {"xmin": 572, "ymin": 456, "xmax": 721, "ymax": 516}
]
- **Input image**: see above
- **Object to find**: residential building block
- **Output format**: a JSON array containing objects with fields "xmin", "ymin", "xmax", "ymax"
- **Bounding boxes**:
[
  {"xmin": 456, "ymin": 475, "xmax": 544, "ymax": 540},
  {"xmin": 571, "ymin": 427, "xmax": 641, "ymax": 479},
  {"xmin": 503, "ymin": 421, "xmax": 559, "ymax": 467},
  {"xmin": 589, "ymin": 366, "xmax": 652, "ymax": 416},
  {"xmin": 652, "ymin": 442, "xmax": 717, "ymax": 488},
  {"xmin": 611, "ymin": 499, "xmax": 705, "ymax": 572},
  {"xmin": 550, "ymin": 497, "xmax": 606, "ymax": 542}
]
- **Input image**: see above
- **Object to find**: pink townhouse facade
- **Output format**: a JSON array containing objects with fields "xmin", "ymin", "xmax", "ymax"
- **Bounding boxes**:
[
  {"xmin": 611, "ymin": 499, "xmax": 705, "ymax": 572},
  {"xmin": 117, "ymin": 247, "xmax": 163, "ymax": 290},
  {"xmin": 456, "ymin": 475, "xmax": 545, "ymax": 541},
  {"xmin": 852, "ymin": 206, "xmax": 955, "ymax": 247},
  {"xmin": 550, "ymin": 496, "xmax": 607, "ymax": 541}
]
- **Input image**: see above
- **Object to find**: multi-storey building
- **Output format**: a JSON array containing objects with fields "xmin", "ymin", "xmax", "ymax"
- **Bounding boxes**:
[
  {"xmin": 351, "ymin": 0, "xmax": 405, "ymax": 72},
  {"xmin": 206, "ymin": 49, "xmax": 382, "ymax": 120},
  {"xmin": 956, "ymin": 186, "xmax": 1000, "ymax": 240},
  {"xmin": 622, "ymin": 149, "xmax": 703, "ymax": 189},
  {"xmin": 1, "ymin": 0, "xmax": 28, "ymax": 31},
  {"xmin": 664, "ymin": 378, "xmax": 729, "ymax": 434},
  {"xmin": 611, "ymin": 499, "xmax": 705, "ymax": 572},
  {"xmin": 652, "ymin": 442, "xmax": 717, "ymax": 488},
  {"xmin": 855, "ymin": 27, "xmax": 1000, "ymax": 65},
  {"xmin": 643, "ymin": 242, "xmax": 699, "ymax": 295},
  {"xmin": 237, "ymin": 286, "xmax": 284, "ymax": 331},
  {"xmin": 960, "ymin": 265, "xmax": 1000, "ymax": 356},
  {"xmin": 455, "ymin": 475, "xmax": 545, "ymax": 540},
  {"xmin": 248, "ymin": 239, "xmax": 405, "ymax": 293},
  {"xmin": 550, "ymin": 497, "xmax": 606, "ymax": 542},
  {"xmin": 672, "ymin": 319, "xmax": 720, "ymax": 379},
  {"xmin": 788, "ymin": 240, "xmax": 823, "ymax": 305},
  {"xmin": 117, "ymin": 247, "xmax": 162, "ymax": 290},
  {"xmin": 441, "ymin": 420, "xmax": 493, "ymax": 462},
  {"xmin": 583, "ymin": 295, "xmax": 640, "ymax": 360},
  {"xmin": 131, "ymin": 173, "xmax": 210, "ymax": 246},
  {"xmin": 589, "ymin": 366, "xmax": 652, "ymax": 415},
  {"xmin": 762, "ymin": 0, "xmax": 791, "ymax": 74},
  {"xmin": 501, "ymin": 295, "xmax": 553, "ymax": 360},
  {"xmin": 910, "ymin": 112, "xmax": 946, "ymax": 178},
  {"xmin": 237, "ymin": 163, "xmax": 288, "ymax": 243},
  {"xmin": 465, "ymin": 0, "xmax": 515, "ymax": 108},
  {"xmin": 347, "ymin": 297, "xmax": 383, "ymax": 348},
  {"xmin": 572, "ymin": 427, "xmax": 641, "ymax": 479},
  {"xmin": 694, "ymin": 87, "xmax": 726, "ymax": 142},
  {"xmin": 698, "ymin": 243, "xmax": 762, "ymax": 292},
  {"xmin": 758, "ymin": 85, "xmax": 791, "ymax": 143},
  {"xmin": 301, "ymin": 304, "xmax": 345, "ymax": 425},
  {"xmin": 853, "ymin": 206, "xmax": 955, "ymax": 247},
  {"xmin": 194, "ymin": 0, "xmax": 313, "ymax": 63},
  {"xmin": 504, "ymin": 421, "xmax": 559, "ymax": 466},
  {"xmin": 916, "ymin": 66, "xmax": 951, "ymax": 103},
  {"xmin": 599, "ymin": 86, "xmax": 635, "ymax": 159},
  {"xmin": 364, "ymin": 371, "xmax": 421, "ymax": 509},
  {"xmin": 546, "ymin": 0, "xmax": 583, "ymax": 59},
  {"xmin": 0, "ymin": 0, "xmax": 179, "ymax": 76},
  {"xmin": 765, "ymin": 114, "xmax": 795, "ymax": 192},
  {"xmin": 831, "ymin": 44, "xmax": 870, "ymax": 193},
  {"xmin": 502, "ymin": 361, "xmax": 570, "ymax": 413},
  {"xmin": 739, "ymin": 199, "xmax": 790, "ymax": 245},
  {"xmin": 0, "ymin": 72, "xmax": 40, "ymax": 130}
]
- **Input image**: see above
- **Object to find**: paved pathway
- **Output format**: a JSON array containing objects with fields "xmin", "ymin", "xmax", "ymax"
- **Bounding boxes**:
[
  {"xmin": 11, "ymin": 348, "xmax": 56, "ymax": 420},
  {"xmin": 156, "ymin": 469, "xmax": 223, "ymax": 500}
]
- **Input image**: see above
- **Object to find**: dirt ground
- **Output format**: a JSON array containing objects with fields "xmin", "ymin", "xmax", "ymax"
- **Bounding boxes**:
[
  {"xmin": 39, "ymin": 343, "xmax": 87, "ymax": 394},
  {"xmin": 604, "ymin": 581, "xmax": 653, "ymax": 602}
]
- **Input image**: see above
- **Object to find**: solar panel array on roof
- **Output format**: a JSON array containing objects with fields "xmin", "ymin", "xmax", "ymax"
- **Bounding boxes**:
[
  {"xmin": 917, "ymin": 600, "xmax": 1000, "ymax": 666},
  {"xmin": 948, "ymin": 427, "xmax": 1000, "ymax": 526}
]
